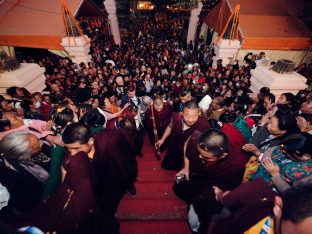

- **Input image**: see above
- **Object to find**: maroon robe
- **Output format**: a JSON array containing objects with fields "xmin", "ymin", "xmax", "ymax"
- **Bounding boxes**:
[
  {"xmin": 212, "ymin": 178, "xmax": 276, "ymax": 234},
  {"xmin": 92, "ymin": 127, "xmax": 138, "ymax": 231},
  {"xmin": 173, "ymin": 130, "xmax": 248, "ymax": 233},
  {"xmin": 186, "ymin": 130, "xmax": 248, "ymax": 191},
  {"xmin": 13, "ymin": 152, "xmax": 105, "ymax": 234},
  {"xmin": 145, "ymin": 102, "xmax": 172, "ymax": 143},
  {"xmin": 161, "ymin": 116, "xmax": 210, "ymax": 171}
]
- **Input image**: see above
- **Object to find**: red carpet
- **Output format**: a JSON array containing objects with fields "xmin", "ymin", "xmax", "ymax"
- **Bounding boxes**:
[{"xmin": 116, "ymin": 135, "xmax": 191, "ymax": 234}]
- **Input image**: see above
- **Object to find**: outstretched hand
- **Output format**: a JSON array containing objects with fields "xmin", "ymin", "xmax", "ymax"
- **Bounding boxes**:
[{"xmin": 242, "ymin": 143, "xmax": 261, "ymax": 156}]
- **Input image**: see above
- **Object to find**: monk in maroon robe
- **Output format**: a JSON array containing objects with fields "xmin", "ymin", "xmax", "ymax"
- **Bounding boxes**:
[
  {"xmin": 13, "ymin": 151, "xmax": 106, "ymax": 234},
  {"xmin": 158, "ymin": 101, "xmax": 210, "ymax": 171},
  {"xmin": 14, "ymin": 122, "xmax": 137, "ymax": 234},
  {"xmin": 173, "ymin": 129, "xmax": 248, "ymax": 233},
  {"xmin": 92, "ymin": 119, "xmax": 138, "ymax": 234},
  {"xmin": 92, "ymin": 119, "xmax": 138, "ymax": 214},
  {"xmin": 145, "ymin": 97, "xmax": 172, "ymax": 149}
]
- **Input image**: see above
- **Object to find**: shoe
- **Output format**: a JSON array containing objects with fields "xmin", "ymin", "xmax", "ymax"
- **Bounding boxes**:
[{"xmin": 127, "ymin": 184, "xmax": 136, "ymax": 196}]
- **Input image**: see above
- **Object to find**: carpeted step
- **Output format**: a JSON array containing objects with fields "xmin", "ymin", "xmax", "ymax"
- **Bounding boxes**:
[
  {"xmin": 138, "ymin": 160, "xmax": 164, "ymax": 171},
  {"xmin": 119, "ymin": 220, "xmax": 191, "ymax": 234},
  {"xmin": 141, "ymin": 144, "xmax": 154, "ymax": 153},
  {"xmin": 137, "ymin": 154, "xmax": 165, "ymax": 161},
  {"xmin": 119, "ymin": 134, "xmax": 190, "ymax": 233},
  {"xmin": 116, "ymin": 199, "xmax": 187, "ymax": 220},
  {"xmin": 123, "ymin": 182, "xmax": 177, "ymax": 199},
  {"xmin": 137, "ymin": 170, "xmax": 176, "ymax": 183}
]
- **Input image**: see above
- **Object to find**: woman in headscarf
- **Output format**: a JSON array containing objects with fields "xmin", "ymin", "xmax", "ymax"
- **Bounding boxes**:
[{"xmin": 0, "ymin": 132, "xmax": 48, "ymax": 212}]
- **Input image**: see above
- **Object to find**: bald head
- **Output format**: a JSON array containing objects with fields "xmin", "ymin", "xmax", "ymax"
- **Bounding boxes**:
[
  {"xmin": 211, "ymin": 97, "xmax": 225, "ymax": 110},
  {"xmin": 153, "ymin": 97, "xmax": 164, "ymax": 112},
  {"xmin": 199, "ymin": 129, "xmax": 229, "ymax": 157},
  {"xmin": 154, "ymin": 97, "xmax": 163, "ymax": 106},
  {"xmin": 184, "ymin": 101, "xmax": 199, "ymax": 111}
]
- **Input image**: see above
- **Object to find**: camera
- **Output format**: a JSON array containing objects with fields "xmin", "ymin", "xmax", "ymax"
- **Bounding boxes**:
[{"xmin": 176, "ymin": 173, "xmax": 187, "ymax": 183}]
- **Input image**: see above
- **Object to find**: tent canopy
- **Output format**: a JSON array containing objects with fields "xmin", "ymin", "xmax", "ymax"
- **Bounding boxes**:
[
  {"xmin": 204, "ymin": 0, "xmax": 312, "ymax": 50},
  {"xmin": 0, "ymin": 0, "xmax": 104, "ymax": 50}
]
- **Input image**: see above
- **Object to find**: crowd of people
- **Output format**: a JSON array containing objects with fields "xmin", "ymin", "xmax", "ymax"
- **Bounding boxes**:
[{"xmin": 0, "ymin": 14, "xmax": 312, "ymax": 234}]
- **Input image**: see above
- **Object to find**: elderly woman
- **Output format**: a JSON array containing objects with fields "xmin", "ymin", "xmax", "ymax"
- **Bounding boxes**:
[
  {"xmin": 250, "ymin": 132, "xmax": 312, "ymax": 193},
  {"xmin": 13, "ymin": 124, "xmax": 105, "ymax": 233},
  {"xmin": 242, "ymin": 111, "xmax": 299, "ymax": 158},
  {"xmin": 211, "ymin": 133, "xmax": 312, "ymax": 234},
  {"xmin": 0, "ymin": 132, "xmax": 49, "ymax": 211}
]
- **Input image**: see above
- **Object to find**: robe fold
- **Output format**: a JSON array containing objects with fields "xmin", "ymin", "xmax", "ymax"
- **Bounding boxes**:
[
  {"xmin": 212, "ymin": 178, "xmax": 275, "ymax": 234},
  {"xmin": 92, "ymin": 128, "xmax": 138, "ymax": 219}
]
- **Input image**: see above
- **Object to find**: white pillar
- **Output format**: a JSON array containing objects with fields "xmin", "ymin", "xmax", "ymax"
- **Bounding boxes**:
[
  {"xmin": 212, "ymin": 39, "xmax": 241, "ymax": 68},
  {"xmin": 199, "ymin": 23, "xmax": 209, "ymax": 43},
  {"xmin": 187, "ymin": 2, "xmax": 203, "ymax": 45},
  {"xmin": 104, "ymin": 0, "xmax": 121, "ymax": 45},
  {"xmin": 250, "ymin": 66, "xmax": 307, "ymax": 100},
  {"xmin": 0, "ymin": 46, "xmax": 15, "ymax": 58},
  {"xmin": 61, "ymin": 36, "xmax": 92, "ymax": 66},
  {"xmin": 0, "ymin": 63, "xmax": 46, "ymax": 98}
]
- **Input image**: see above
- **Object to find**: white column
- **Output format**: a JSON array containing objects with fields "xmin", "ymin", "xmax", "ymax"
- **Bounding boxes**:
[
  {"xmin": 61, "ymin": 36, "xmax": 92, "ymax": 66},
  {"xmin": 0, "ymin": 63, "xmax": 46, "ymax": 98},
  {"xmin": 199, "ymin": 23, "xmax": 209, "ymax": 43},
  {"xmin": 250, "ymin": 66, "xmax": 307, "ymax": 100},
  {"xmin": 104, "ymin": 0, "xmax": 121, "ymax": 45},
  {"xmin": 0, "ymin": 46, "xmax": 15, "ymax": 58},
  {"xmin": 212, "ymin": 39, "xmax": 241, "ymax": 68},
  {"xmin": 187, "ymin": 2, "xmax": 203, "ymax": 45}
]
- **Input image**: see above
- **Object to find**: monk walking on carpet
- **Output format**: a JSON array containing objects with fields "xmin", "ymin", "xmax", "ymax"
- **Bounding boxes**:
[{"xmin": 158, "ymin": 101, "xmax": 210, "ymax": 171}]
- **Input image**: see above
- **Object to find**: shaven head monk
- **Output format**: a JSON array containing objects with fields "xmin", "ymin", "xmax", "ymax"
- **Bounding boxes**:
[
  {"xmin": 145, "ymin": 96, "xmax": 172, "ymax": 147},
  {"xmin": 159, "ymin": 101, "xmax": 211, "ymax": 171}
]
